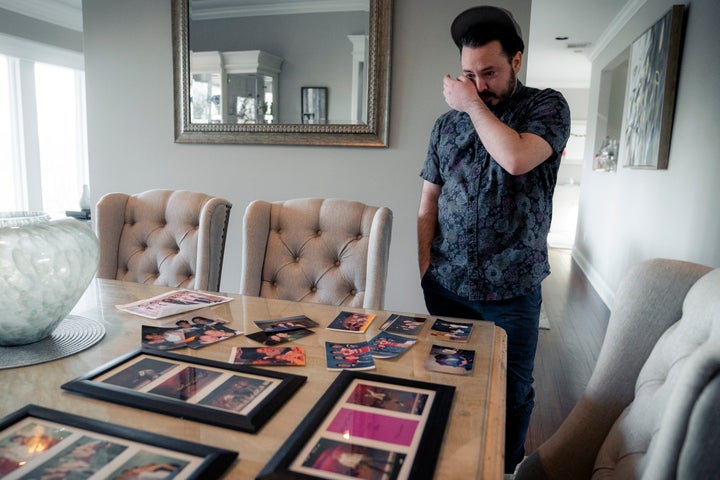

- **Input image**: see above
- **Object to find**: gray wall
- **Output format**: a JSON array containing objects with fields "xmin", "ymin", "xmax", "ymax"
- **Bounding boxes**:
[
  {"xmin": 0, "ymin": 7, "xmax": 83, "ymax": 53},
  {"xmin": 575, "ymin": 0, "xmax": 720, "ymax": 305},
  {"xmin": 81, "ymin": 0, "xmax": 530, "ymax": 314},
  {"xmin": 190, "ymin": 11, "xmax": 367, "ymax": 123}
]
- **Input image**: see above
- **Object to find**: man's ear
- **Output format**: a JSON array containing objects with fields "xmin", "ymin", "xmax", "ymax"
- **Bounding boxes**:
[{"xmin": 512, "ymin": 52, "xmax": 523, "ymax": 73}]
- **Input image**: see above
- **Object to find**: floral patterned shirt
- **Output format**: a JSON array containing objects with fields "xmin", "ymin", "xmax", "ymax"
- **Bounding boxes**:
[{"xmin": 420, "ymin": 82, "xmax": 571, "ymax": 301}]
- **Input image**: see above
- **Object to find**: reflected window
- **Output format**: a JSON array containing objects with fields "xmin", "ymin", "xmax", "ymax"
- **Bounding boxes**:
[{"xmin": 191, "ymin": 72, "xmax": 222, "ymax": 123}]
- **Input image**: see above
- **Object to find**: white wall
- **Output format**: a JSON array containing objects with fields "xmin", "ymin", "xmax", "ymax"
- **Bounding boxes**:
[
  {"xmin": 575, "ymin": 0, "xmax": 720, "ymax": 305},
  {"xmin": 82, "ymin": 0, "xmax": 531, "ymax": 314}
]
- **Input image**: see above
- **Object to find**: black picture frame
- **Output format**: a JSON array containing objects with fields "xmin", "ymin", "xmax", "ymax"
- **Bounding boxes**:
[
  {"xmin": 0, "ymin": 404, "xmax": 236, "ymax": 479},
  {"xmin": 301, "ymin": 86, "xmax": 328, "ymax": 124},
  {"xmin": 258, "ymin": 370, "xmax": 455, "ymax": 480},
  {"xmin": 62, "ymin": 347, "xmax": 306, "ymax": 433}
]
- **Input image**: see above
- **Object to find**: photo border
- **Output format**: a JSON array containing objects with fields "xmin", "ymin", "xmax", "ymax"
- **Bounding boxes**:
[
  {"xmin": 257, "ymin": 370, "xmax": 455, "ymax": 479},
  {"xmin": 0, "ymin": 404, "xmax": 237, "ymax": 479},
  {"xmin": 61, "ymin": 347, "xmax": 306, "ymax": 433}
]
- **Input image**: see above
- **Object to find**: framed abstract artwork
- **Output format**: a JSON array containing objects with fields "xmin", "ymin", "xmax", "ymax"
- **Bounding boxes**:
[{"xmin": 623, "ymin": 4, "xmax": 686, "ymax": 169}]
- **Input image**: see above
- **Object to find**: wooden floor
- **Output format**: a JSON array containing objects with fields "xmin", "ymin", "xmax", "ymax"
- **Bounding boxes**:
[{"xmin": 525, "ymin": 247, "xmax": 611, "ymax": 452}]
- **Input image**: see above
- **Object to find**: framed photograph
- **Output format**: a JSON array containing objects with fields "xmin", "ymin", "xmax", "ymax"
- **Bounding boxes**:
[
  {"xmin": 258, "ymin": 371, "xmax": 455, "ymax": 480},
  {"xmin": 623, "ymin": 4, "xmax": 686, "ymax": 169},
  {"xmin": 62, "ymin": 347, "xmax": 306, "ymax": 433},
  {"xmin": 0, "ymin": 404, "xmax": 236, "ymax": 479},
  {"xmin": 301, "ymin": 87, "xmax": 328, "ymax": 124}
]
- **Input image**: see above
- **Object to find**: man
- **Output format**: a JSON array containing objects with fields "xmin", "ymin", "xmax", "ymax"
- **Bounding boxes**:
[{"xmin": 417, "ymin": 5, "xmax": 571, "ymax": 474}]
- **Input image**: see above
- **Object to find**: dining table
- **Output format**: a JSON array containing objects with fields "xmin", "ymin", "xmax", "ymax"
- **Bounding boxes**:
[{"xmin": 0, "ymin": 278, "xmax": 507, "ymax": 479}]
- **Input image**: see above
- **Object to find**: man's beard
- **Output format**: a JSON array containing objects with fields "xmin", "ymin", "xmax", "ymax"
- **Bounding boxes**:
[{"xmin": 479, "ymin": 69, "xmax": 517, "ymax": 110}]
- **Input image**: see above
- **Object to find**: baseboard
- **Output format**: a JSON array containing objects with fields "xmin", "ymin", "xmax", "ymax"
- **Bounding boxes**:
[{"xmin": 571, "ymin": 248, "xmax": 615, "ymax": 309}]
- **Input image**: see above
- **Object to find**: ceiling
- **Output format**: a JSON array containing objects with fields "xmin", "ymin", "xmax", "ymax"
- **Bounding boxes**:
[
  {"xmin": 1, "ymin": 0, "xmax": 634, "ymax": 89},
  {"xmin": 526, "ymin": 0, "xmax": 633, "ymax": 88}
]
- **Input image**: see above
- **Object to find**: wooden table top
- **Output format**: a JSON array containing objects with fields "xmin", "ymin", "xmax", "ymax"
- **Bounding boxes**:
[{"xmin": 0, "ymin": 279, "xmax": 506, "ymax": 479}]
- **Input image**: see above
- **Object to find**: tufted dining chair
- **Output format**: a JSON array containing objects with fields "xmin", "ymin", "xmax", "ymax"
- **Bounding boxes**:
[
  {"xmin": 516, "ymin": 258, "xmax": 720, "ymax": 480},
  {"xmin": 96, "ymin": 189, "xmax": 232, "ymax": 292},
  {"xmin": 240, "ymin": 198, "xmax": 393, "ymax": 310}
]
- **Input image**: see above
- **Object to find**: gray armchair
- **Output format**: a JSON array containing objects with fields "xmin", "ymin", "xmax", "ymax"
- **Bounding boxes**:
[
  {"xmin": 516, "ymin": 258, "xmax": 720, "ymax": 479},
  {"xmin": 240, "ymin": 198, "xmax": 393, "ymax": 310},
  {"xmin": 96, "ymin": 189, "xmax": 231, "ymax": 292}
]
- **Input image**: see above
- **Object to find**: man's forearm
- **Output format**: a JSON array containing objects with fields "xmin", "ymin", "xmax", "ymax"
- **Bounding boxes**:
[
  {"xmin": 418, "ymin": 211, "xmax": 438, "ymax": 277},
  {"xmin": 418, "ymin": 181, "xmax": 441, "ymax": 277}
]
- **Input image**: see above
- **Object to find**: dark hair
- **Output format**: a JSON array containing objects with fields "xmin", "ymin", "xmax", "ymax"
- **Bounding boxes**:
[{"xmin": 458, "ymin": 24, "xmax": 525, "ymax": 58}]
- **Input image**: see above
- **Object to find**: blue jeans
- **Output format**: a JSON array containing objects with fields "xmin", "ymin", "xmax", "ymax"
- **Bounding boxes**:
[{"xmin": 421, "ymin": 274, "xmax": 541, "ymax": 474}]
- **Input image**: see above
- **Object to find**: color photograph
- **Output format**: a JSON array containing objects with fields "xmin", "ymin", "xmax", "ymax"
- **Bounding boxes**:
[
  {"xmin": 299, "ymin": 437, "xmax": 405, "ymax": 480},
  {"xmin": 0, "ymin": 422, "xmax": 72, "ymax": 476},
  {"xmin": 326, "ymin": 342, "xmax": 375, "ymax": 371},
  {"xmin": 229, "ymin": 346, "xmax": 306, "ymax": 366},
  {"xmin": 345, "ymin": 383, "xmax": 429, "ymax": 415},
  {"xmin": 380, "ymin": 314, "xmax": 426, "ymax": 336},
  {"xmin": 424, "ymin": 345, "xmax": 475, "ymax": 375},
  {"xmin": 368, "ymin": 332, "xmax": 417, "ymax": 359},
  {"xmin": 148, "ymin": 366, "xmax": 223, "ymax": 401},
  {"xmin": 253, "ymin": 315, "xmax": 319, "ymax": 332},
  {"xmin": 327, "ymin": 311, "xmax": 376, "ymax": 333},
  {"xmin": 100, "ymin": 358, "xmax": 176, "ymax": 390},
  {"xmin": 197, "ymin": 375, "xmax": 276, "ymax": 414},
  {"xmin": 429, "ymin": 319, "xmax": 473, "ymax": 342}
]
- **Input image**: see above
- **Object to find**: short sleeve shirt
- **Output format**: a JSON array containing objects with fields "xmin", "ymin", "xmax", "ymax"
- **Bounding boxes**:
[{"xmin": 420, "ymin": 82, "xmax": 571, "ymax": 301}]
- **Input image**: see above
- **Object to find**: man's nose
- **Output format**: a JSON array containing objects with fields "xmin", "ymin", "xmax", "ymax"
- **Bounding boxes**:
[{"xmin": 473, "ymin": 78, "xmax": 488, "ymax": 92}]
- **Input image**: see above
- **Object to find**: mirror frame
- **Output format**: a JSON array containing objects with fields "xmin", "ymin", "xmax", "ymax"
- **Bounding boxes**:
[{"xmin": 171, "ymin": 0, "xmax": 392, "ymax": 147}]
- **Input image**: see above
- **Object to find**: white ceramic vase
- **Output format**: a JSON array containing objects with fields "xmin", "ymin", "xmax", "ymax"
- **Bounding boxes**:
[{"xmin": 0, "ymin": 212, "xmax": 99, "ymax": 346}]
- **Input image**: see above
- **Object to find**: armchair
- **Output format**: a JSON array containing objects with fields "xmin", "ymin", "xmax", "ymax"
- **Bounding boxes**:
[
  {"xmin": 96, "ymin": 189, "xmax": 231, "ymax": 291},
  {"xmin": 516, "ymin": 258, "xmax": 720, "ymax": 479},
  {"xmin": 240, "ymin": 198, "xmax": 393, "ymax": 310}
]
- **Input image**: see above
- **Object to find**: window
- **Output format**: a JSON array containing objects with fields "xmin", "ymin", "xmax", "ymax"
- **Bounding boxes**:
[{"xmin": 0, "ymin": 35, "xmax": 87, "ymax": 216}]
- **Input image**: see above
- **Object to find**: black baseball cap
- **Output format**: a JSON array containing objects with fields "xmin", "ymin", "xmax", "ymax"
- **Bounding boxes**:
[{"xmin": 451, "ymin": 5, "xmax": 524, "ymax": 52}]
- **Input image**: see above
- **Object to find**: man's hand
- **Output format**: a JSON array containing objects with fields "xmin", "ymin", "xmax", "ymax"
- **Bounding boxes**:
[{"xmin": 443, "ymin": 75, "xmax": 483, "ymax": 113}]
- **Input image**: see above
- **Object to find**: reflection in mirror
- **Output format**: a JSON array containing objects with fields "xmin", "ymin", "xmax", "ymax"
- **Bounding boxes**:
[{"xmin": 172, "ymin": 0, "xmax": 392, "ymax": 146}]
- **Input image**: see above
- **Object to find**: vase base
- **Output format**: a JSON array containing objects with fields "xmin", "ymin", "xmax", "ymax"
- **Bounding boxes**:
[{"xmin": 0, "ymin": 315, "xmax": 105, "ymax": 369}]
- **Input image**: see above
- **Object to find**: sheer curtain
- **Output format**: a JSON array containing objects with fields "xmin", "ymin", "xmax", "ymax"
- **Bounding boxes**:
[{"xmin": 0, "ymin": 36, "xmax": 88, "ymax": 216}]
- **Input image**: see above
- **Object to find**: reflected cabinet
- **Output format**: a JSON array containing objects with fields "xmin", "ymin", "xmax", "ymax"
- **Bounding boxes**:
[{"xmin": 190, "ymin": 50, "xmax": 282, "ymax": 124}]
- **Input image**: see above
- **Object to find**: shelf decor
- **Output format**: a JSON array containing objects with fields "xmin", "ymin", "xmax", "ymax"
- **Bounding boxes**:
[{"xmin": 623, "ymin": 4, "xmax": 686, "ymax": 169}]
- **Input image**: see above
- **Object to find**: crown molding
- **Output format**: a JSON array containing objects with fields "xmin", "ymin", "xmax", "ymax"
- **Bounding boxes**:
[
  {"xmin": 0, "ymin": 0, "xmax": 82, "ymax": 31},
  {"xmin": 587, "ymin": 0, "xmax": 647, "ymax": 61},
  {"xmin": 190, "ymin": 0, "xmax": 368, "ymax": 21}
]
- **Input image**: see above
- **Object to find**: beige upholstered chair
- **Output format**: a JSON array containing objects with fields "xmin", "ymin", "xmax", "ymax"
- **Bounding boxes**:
[
  {"xmin": 96, "ymin": 189, "xmax": 232, "ymax": 292},
  {"xmin": 516, "ymin": 258, "xmax": 720, "ymax": 480},
  {"xmin": 240, "ymin": 198, "xmax": 393, "ymax": 310}
]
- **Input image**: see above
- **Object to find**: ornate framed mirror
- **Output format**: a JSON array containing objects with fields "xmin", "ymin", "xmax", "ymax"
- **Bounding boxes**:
[{"xmin": 172, "ymin": 0, "xmax": 392, "ymax": 147}]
